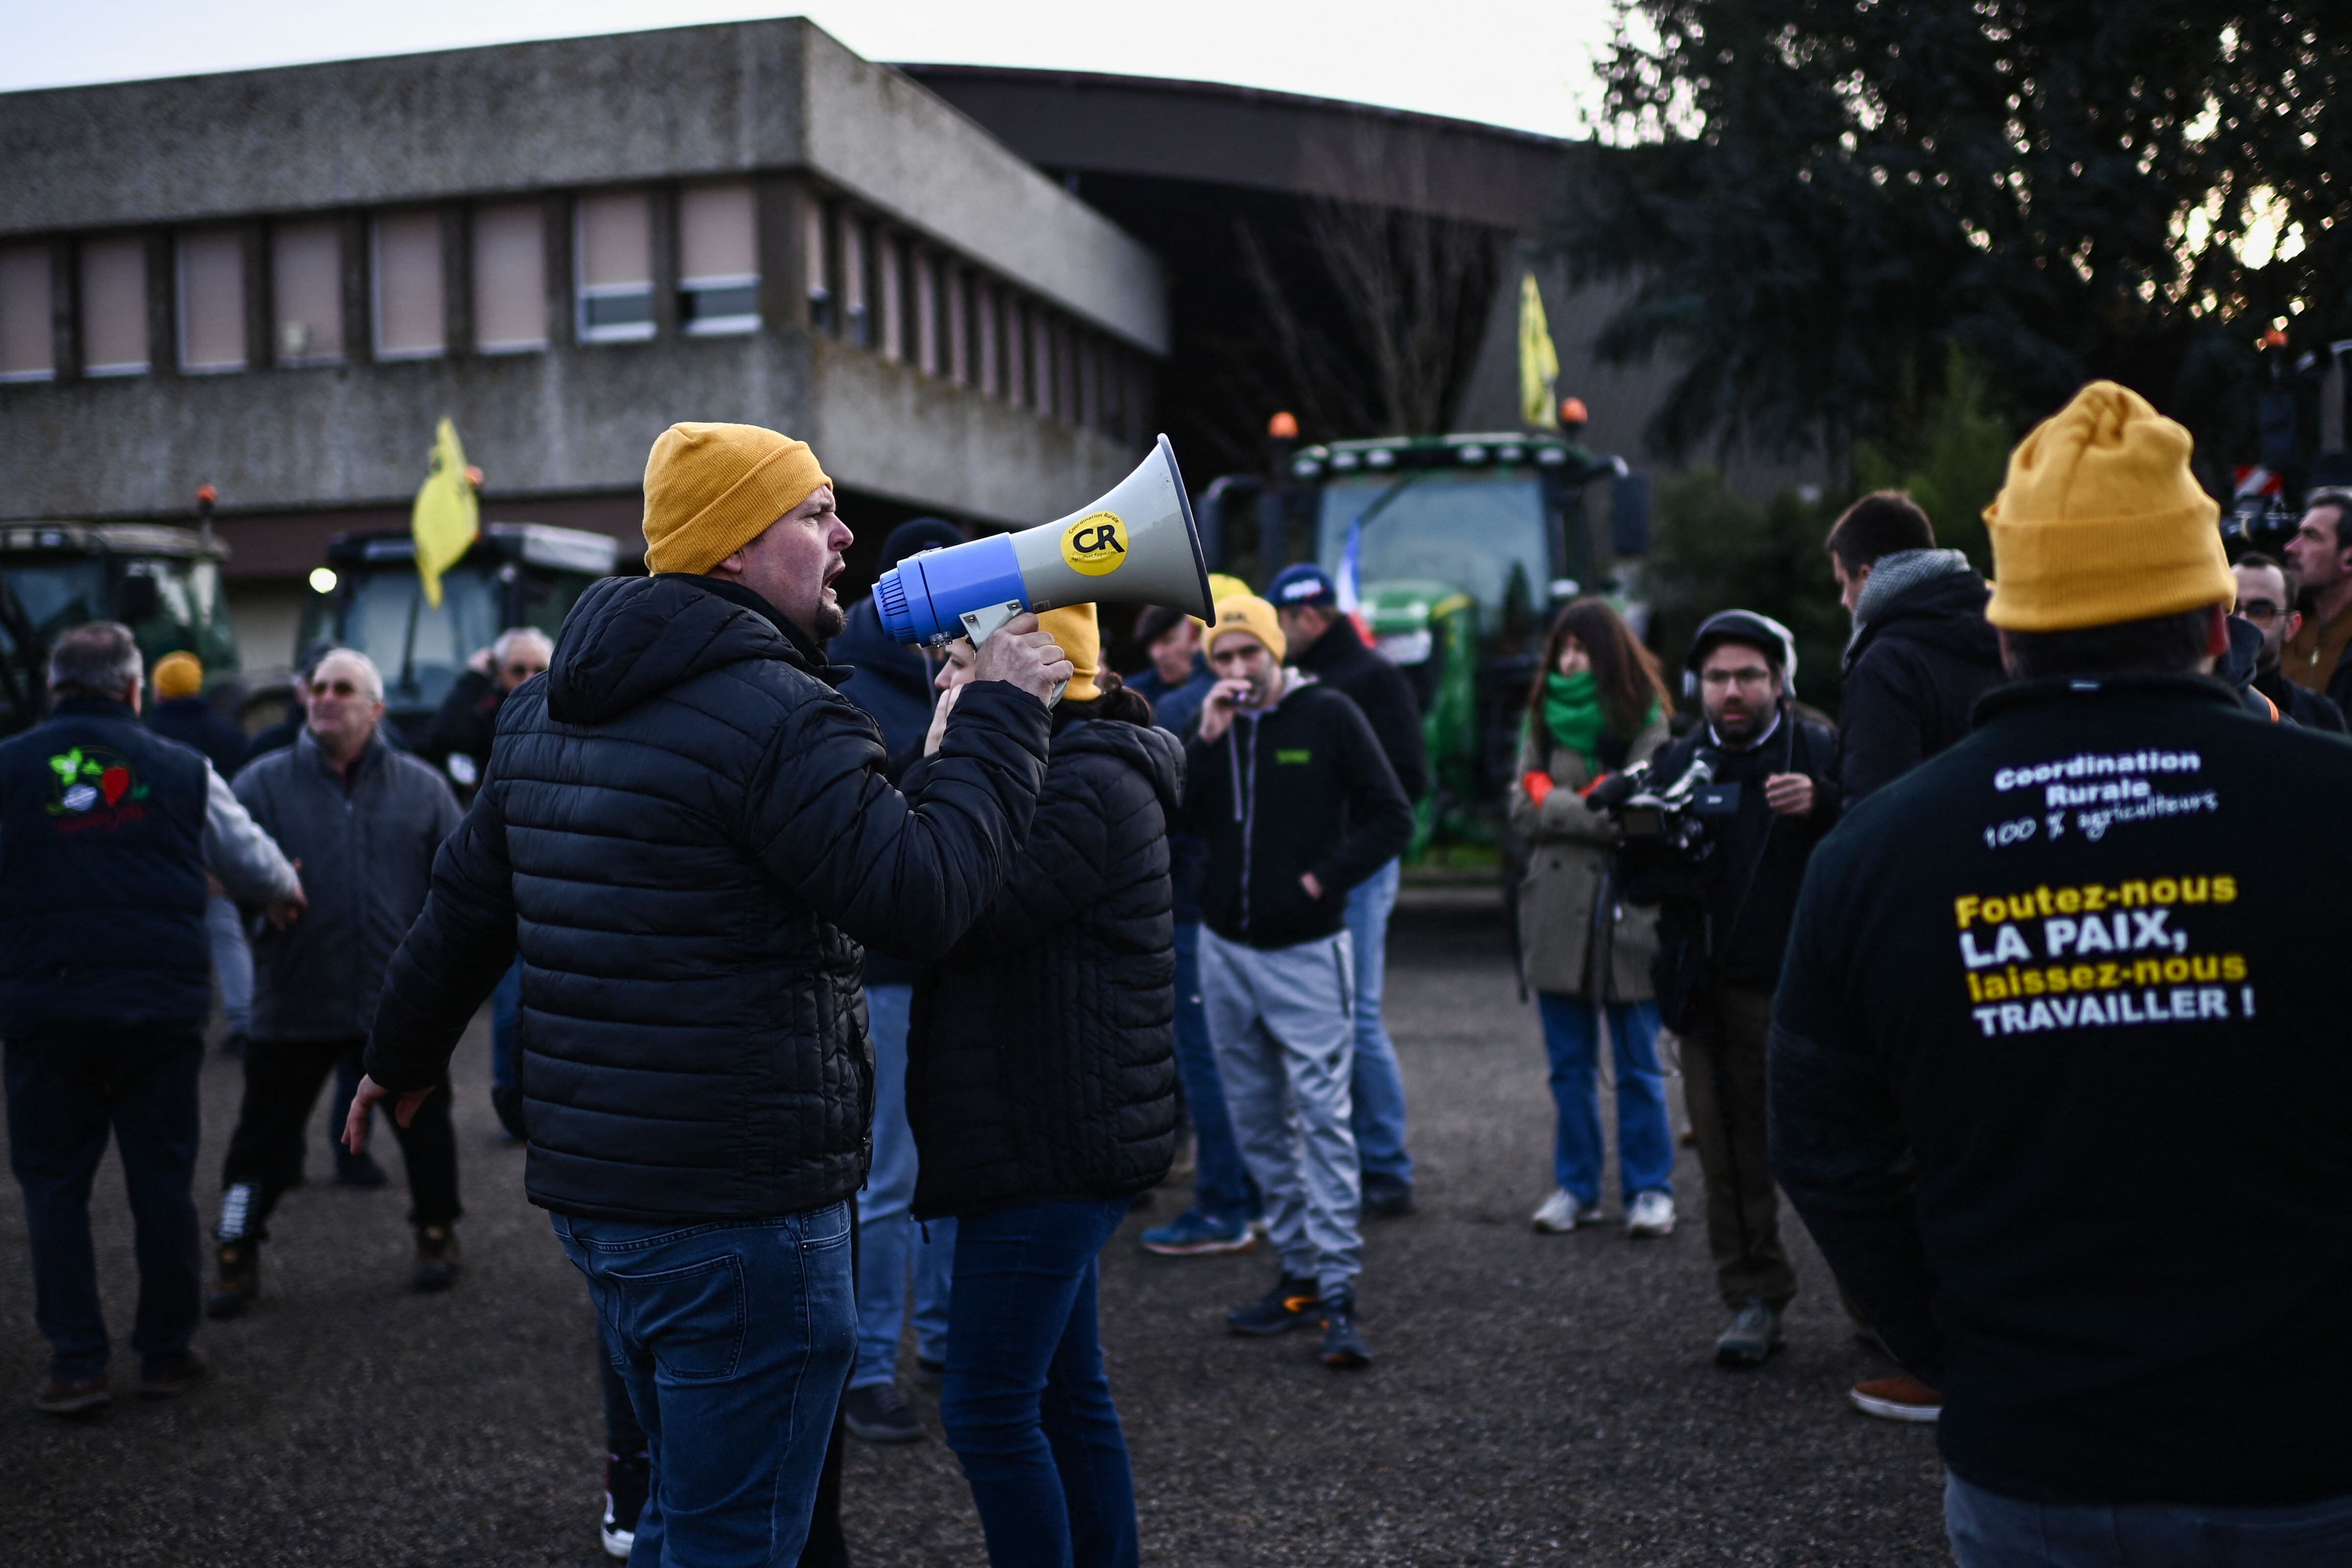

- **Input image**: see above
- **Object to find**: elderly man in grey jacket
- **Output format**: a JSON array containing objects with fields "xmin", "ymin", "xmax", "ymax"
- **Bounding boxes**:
[{"xmin": 207, "ymin": 649, "xmax": 465, "ymax": 1315}]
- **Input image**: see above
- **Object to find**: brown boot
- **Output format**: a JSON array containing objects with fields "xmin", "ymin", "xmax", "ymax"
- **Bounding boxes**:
[
  {"xmin": 137, "ymin": 1347, "xmax": 212, "ymax": 1399},
  {"xmin": 33, "ymin": 1373, "xmax": 111, "ymax": 1415},
  {"xmin": 205, "ymin": 1239, "xmax": 259, "ymax": 1320},
  {"xmin": 413, "ymin": 1225, "xmax": 461, "ymax": 1292}
]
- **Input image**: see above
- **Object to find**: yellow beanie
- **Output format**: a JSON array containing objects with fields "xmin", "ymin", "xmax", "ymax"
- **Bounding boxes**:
[
  {"xmin": 153, "ymin": 651, "xmax": 203, "ymax": 700},
  {"xmin": 1983, "ymin": 381, "xmax": 2231, "ymax": 632},
  {"xmin": 642, "ymin": 422, "xmax": 832, "ymax": 576},
  {"xmin": 1206, "ymin": 593, "xmax": 1286, "ymax": 663},
  {"xmin": 1038, "ymin": 604, "xmax": 1102, "ymax": 702},
  {"xmin": 1198, "ymin": 572, "xmax": 1252, "ymax": 628}
]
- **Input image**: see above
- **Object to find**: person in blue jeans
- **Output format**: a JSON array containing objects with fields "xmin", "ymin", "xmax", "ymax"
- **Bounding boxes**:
[
  {"xmin": 899, "ymin": 609, "xmax": 1179, "ymax": 1567},
  {"xmin": 1507, "ymin": 599, "xmax": 1678, "ymax": 1239},
  {"xmin": 840, "ymin": 978, "xmax": 955, "ymax": 1442}
]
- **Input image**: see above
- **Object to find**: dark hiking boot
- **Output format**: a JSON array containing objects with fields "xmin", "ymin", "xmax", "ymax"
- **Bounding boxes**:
[
  {"xmin": 137, "ymin": 1347, "xmax": 212, "ymax": 1398},
  {"xmin": 841, "ymin": 1382, "xmax": 924, "ymax": 1443},
  {"xmin": 33, "ymin": 1373, "xmax": 110, "ymax": 1415},
  {"xmin": 1319, "ymin": 1292, "xmax": 1372, "ymax": 1369},
  {"xmin": 1714, "ymin": 1297, "xmax": 1783, "ymax": 1367},
  {"xmin": 206, "ymin": 1238, "xmax": 260, "ymax": 1319},
  {"xmin": 1227, "ymin": 1275, "xmax": 1322, "ymax": 1336},
  {"xmin": 413, "ymin": 1225, "xmax": 461, "ymax": 1291},
  {"xmin": 1362, "ymin": 1173, "xmax": 1417, "ymax": 1219}
]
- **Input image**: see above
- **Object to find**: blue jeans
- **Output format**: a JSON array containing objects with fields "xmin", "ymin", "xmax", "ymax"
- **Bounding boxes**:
[
  {"xmin": 555, "ymin": 1204, "xmax": 856, "ymax": 1567},
  {"xmin": 1169, "ymin": 920, "xmax": 1260, "ymax": 1222},
  {"xmin": 5, "ymin": 1030, "xmax": 205, "ymax": 1380},
  {"xmin": 1343, "ymin": 857, "xmax": 1413, "ymax": 1185},
  {"xmin": 1535, "ymin": 993, "xmax": 1675, "ymax": 1206},
  {"xmin": 943, "ymin": 1199, "xmax": 1139, "ymax": 1568},
  {"xmin": 854, "ymin": 983, "xmax": 955, "ymax": 1389},
  {"xmin": 1945, "ymin": 1470, "xmax": 2352, "ymax": 1566}
]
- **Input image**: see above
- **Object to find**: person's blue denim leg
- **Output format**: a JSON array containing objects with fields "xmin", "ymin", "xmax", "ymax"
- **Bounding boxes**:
[
  {"xmin": 4, "ymin": 1031, "xmax": 204, "ymax": 1381},
  {"xmin": 1534, "ymin": 992, "xmax": 1605, "ymax": 1206},
  {"xmin": 1168, "ymin": 919, "xmax": 1259, "ymax": 1222},
  {"xmin": 854, "ymin": 983, "xmax": 921, "ymax": 1390},
  {"xmin": 1944, "ymin": 1469, "xmax": 2352, "ymax": 1567},
  {"xmin": 942, "ymin": 1199, "xmax": 1139, "ymax": 1568},
  {"xmin": 1343, "ymin": 857, "xmax": 1413, "ymax": 1187},
  {"xmin": 556, "ymin": 1205, "xmax": 855, "ymax": 1568},
  {"xmin": 911, "ymin": 1215, "xmax": 956, "ymax": 1368},
  {"xmin": 1606, "ymin": 1001, "xmax": 1676, "ymax": 1200}
]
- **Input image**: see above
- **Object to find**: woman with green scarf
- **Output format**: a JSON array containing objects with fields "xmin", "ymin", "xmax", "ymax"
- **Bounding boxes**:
[{"xmin": 1508, "ymin": 598, "xmax": 1678, "ymax": 1240}]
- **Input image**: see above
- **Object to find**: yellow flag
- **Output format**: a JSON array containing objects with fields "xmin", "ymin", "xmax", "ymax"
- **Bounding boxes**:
[
  {"xmin": 411, "ymin": 416, "xmax": 479, "ymax": 609},
  {"xmin": 1518, "ymin": 273, "xmax": 1560, "ymax": 427}
]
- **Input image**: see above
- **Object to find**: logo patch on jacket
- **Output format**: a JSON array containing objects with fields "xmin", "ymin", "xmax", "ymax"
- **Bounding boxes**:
[
  {"xmin": 1276, "ymin": 748, "xmax": 1312, "ymax": 765},
  {"xmin": 46, "ymin": 745, "xmax": 149, "ymax": 829}
]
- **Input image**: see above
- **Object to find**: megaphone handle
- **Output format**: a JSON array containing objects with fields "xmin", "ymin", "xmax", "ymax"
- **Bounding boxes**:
[{"xmin": 958, "ymin": 600, "xmax": 1065, "ymax": 707}]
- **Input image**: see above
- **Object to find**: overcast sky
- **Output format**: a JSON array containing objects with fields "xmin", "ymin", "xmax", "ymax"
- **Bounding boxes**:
[{"xmin": 1, "ymin": 0, "xmax": 1618, "ymax": 140}]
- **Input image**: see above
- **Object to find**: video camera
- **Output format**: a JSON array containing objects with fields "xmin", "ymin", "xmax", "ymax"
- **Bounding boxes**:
[
  {"xmin": 2220, "ymin": 493, "xmax": 2297, "ymax": 558},
  {"xmin": 1589, "ymin": 749, "xmax": 1740, "ymax": 865}
]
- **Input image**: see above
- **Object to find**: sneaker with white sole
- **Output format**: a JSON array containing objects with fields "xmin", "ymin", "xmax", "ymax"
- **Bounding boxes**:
[
  {"xmin": 1624, "ymin": 1190, "xmax": 1677, "ymax": 1238},
  {"xmin": 1531, "ymin": 1188, "xmax": 1606, "ymax": 1233},
  {"xmin": 1849, "ymin": 1373, "xmax": 1942, "ymax": 1422}
]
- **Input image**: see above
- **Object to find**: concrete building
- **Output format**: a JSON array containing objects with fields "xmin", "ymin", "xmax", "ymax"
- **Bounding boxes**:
[{"xmin": 0, "ymin": 22, "xmax": 1167, "ymax": 670}]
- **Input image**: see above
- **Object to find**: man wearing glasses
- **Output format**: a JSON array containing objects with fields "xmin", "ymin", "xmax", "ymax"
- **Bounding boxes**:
[
  {"xmin": 1623, "ymin": 612, "xmax": 1839, "ymax": 1370},
  {"xmin": 2234, "ymin": 552, "xmax": 2346, "ymax": 731},
  {"xmin": 207, "ymin": 648, "xmax": 467, "ymax": 1312},
  {"xmin": 421, "ymin": 627, "xmax": 554, "ymax": 794}
]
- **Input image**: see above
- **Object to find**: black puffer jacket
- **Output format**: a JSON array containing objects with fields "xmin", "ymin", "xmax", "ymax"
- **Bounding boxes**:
[
  {"xmin": 366, "ymin": 573, "xmax": 1052, "ymax": 1223},
  {"xmin": 900, "ymin": 705, "xmax": 1183, "ymax": 1221},
  {"xmin": 1295, "ymin": 615, "xmax": 1429, "ymax": 802},
  {"xmin": 1839, "ymin": 558, "xmax": 2005, "ymax": 803}
]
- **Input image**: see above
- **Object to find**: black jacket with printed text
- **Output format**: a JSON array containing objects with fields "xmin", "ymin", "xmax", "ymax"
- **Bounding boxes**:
[{"xmin": 1770, "ymin": 673, "xmax": 2352, "ymax": 1508}]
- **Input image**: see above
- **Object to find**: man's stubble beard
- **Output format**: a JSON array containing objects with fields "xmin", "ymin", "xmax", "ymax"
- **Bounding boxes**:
[{"xmin": 814, "ymin": 601, "xmax": 847, "ymax": 640}]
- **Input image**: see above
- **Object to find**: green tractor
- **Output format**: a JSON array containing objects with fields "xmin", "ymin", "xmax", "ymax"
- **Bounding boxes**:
[
  {"xmin": 0, "ymin": 520, "xmax": 241, "ymax": 738},
  {"xmin": 297, "ymin": 522, "xmax": 619, "ymax": 745},
  {"xmin": 1200, "ymin": 431, "xmax": 1649, "ymax": 860}
]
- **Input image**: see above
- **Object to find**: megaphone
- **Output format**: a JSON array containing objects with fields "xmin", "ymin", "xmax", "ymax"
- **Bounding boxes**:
[{"xmin": 875, "ymin": 436, "xmax": 1214, "ymax": 665}]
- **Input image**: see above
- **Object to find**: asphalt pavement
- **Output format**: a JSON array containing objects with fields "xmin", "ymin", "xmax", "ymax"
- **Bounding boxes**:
[{"xmin": 0, "ymin": 889, "xmax": 1950, "ymax": 1566}]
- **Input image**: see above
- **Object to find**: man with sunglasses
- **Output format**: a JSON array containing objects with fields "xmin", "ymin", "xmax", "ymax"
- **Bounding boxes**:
[
  {"xmin": 420, "ymin": 628, "xmax": 553, "ymax": 793},
  {"xmin": 207, "ymin": 648, "xmax": 467, "ymax": 1313},
  {"xmin": 2233, "ymin": 553, "xmax": 2346, "ymax": 732}
]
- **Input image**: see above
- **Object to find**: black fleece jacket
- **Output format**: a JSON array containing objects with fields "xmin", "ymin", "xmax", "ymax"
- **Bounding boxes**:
[
  {"xmin": 1182, "ymin": 677, "xmax": 1414, "ymax": 949},
  {"xmin": 901, "ymin": 706, "xmax": 1181, "ymax": 1220},
  {"xmin": 1294, "ymin": 614, "xmax": 1429, "ymax": 802},
  {"xmin": 366, "ymin": 572, "xmax": 1051, "ymax": 1223},
  {"xmin": 1838, "ymin": 568, "xmax": 2005, "ymax": 803},
  {"xmin": 1771, "ymin": 674, "xmax": 2352, "ymax": 1507}
]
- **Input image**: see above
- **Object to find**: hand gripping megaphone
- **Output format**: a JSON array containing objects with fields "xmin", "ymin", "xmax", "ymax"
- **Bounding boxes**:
[{"xmin": 874, "ymin": 436, "xmax": 1215, "ymax": 681}]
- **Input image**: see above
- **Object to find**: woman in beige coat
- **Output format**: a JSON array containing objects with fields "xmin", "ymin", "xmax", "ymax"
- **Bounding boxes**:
[{"xmin": 1508, "ymin": 598, "xmax": 1678, "ymax": 1239}]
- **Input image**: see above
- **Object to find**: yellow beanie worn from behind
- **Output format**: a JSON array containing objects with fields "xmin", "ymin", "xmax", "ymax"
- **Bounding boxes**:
[
  {"xmin": 1037, "ymin": 605, "xmax": 1102, "ymax": 702},
  {"xmin": 642, "ymin": 422, "xmax": 832, "ymax": 576},
  {"xmin": 1983, "ymin": 381, "xmax": 2231, "ymax": 632},
  {"xmin": 1206, "ymin": 594, "xmax": 1286, "ymax": 664},
  {"xmin": 153, "ymin": 651, "xmax": 203, "ymax": 701}
]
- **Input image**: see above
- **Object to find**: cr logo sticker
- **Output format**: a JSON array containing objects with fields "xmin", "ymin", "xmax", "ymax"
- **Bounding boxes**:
[{"xmin": 1061, "ymin": 512, "xmax": 1128, "ymax": 576}]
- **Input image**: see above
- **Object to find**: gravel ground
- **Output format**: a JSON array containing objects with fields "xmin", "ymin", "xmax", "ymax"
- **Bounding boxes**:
[{"xmin": 0, "ymin": 890, "xmax": 1950, "ymax": 1566}]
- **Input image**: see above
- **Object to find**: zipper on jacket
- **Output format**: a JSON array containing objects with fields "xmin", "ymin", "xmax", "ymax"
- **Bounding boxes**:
[{"xmin": 1236, "ymin": 712, "xmax": 1261, "ymax": 934}]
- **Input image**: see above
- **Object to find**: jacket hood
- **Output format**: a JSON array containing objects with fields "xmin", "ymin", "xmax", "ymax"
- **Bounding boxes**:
[
  {"xmin": 1845, "ymin": 561, "xmax": 2000, "ymax": 671},
  {"xmin": 548, "ymin": 575, "xmax": 799, "ymax": 725},
  {"xmin": 1056, "ymin": 714, "xmax": 1186, "ymax": 815}
]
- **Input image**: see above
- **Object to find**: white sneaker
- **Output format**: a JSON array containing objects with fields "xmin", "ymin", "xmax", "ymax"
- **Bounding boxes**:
[
  {"xmin": 1625, "ymin": 1190, "xmax": 1677, "ymax": 1238},
  {"xmin": 1532, "ymin": 1189, "xmax": 1605, "ymax": 1233}
]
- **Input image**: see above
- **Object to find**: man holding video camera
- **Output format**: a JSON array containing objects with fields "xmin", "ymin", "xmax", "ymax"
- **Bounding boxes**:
[{"xmin": 1615, "ymin": 611, "xmax": 1838, "ymax": 1367}]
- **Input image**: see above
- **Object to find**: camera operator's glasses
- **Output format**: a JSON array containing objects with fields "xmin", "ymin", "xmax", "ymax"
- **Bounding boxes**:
[
  {"xmin": 1700, "ymin": 666, "xmax": 1774, "ymax": 689},
  {"xmin": 2236, "ymin": 598, "xmax": 2284, "ymax": 622}
]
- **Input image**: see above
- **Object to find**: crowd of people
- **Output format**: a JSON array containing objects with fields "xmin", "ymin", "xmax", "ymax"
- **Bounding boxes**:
[{"xmin": 3, "ymin": 393, "xmax": 2349, "ymax": 1567}]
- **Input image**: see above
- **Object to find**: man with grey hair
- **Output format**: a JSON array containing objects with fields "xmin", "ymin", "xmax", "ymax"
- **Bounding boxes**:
[
  {"xmin": 0, "ymin": 622, "xmax": 302, "ymax": 1413},
  {"xmin": 422, "ymin": 626, "xmax": 554, "ymax": 791},
  {"xmin": 207, "ymin": 648, "xmax": 466, "ymax": 1315}
]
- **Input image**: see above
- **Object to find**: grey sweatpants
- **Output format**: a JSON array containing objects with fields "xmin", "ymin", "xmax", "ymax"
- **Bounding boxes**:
[{"xmin": 1199, "ymin": 926, "xmax": 1362, "ymax": 1298}]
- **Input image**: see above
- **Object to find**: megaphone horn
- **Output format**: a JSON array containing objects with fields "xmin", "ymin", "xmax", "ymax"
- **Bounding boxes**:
[{"xmin": 874, "ymin": 435, "xmax": 1214, "ymax": 656}]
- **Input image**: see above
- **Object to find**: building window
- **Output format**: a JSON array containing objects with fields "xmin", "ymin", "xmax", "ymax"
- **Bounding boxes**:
[
  {"xmin": 679, "ymin": 184, "xmax": 759, "ymax": 336},
  {"xmin": 914, "ymin": 251, "xmax": 940, "ymax": 374},
  {"xmin": 945, "ymin": 264, "xmax": 969, "ymax": 385},
  {"xmin": 473, "ymin": 203, "xmax": 547, "ymax": 352},
  {"xmin": 79, "ymin": 236, "xmax": 148, "ymax": 375},
  {"xmin": 177, "ymin": 229, "xmax": 246, "ymax": 373},
  {"xmin": 839, "ymin": 214, "xmax": 869, "ymax": 348},
  {"xmin": 272, "ymin": 219, "xmax": 343, "ymax": 365},
  {"xmin": 0, "ymin": 244, "xmax": 54, "ymax": 383},
  {"xmin": 978, "ymin": 283, "xmax": 1001, "ymax": 398},
  {"xmin": 805, "ymin": 201, "xmax": 834, "ymax": 332},
  {"xmin": 878, "ymin": 234, "xmax": 906, "ymax": 362},
  {"xmin": 373, "ymin": 211, "xmax": 445, "ymax": 359},
  {"xmin": 576, "ymin": 191, "xmax": 654, "ymax": 343}
]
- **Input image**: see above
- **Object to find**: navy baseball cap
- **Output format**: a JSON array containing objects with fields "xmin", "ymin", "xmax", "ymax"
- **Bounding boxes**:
[{"xmin": 1268, "ymin": 563, "xmax": 1338, "ymax": 609}]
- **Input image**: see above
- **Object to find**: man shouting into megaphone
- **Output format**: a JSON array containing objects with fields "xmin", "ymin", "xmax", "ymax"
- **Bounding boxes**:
[{"xmin": 347, "ymin": 421, "xmax": 1070, "ymax": 1565}]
